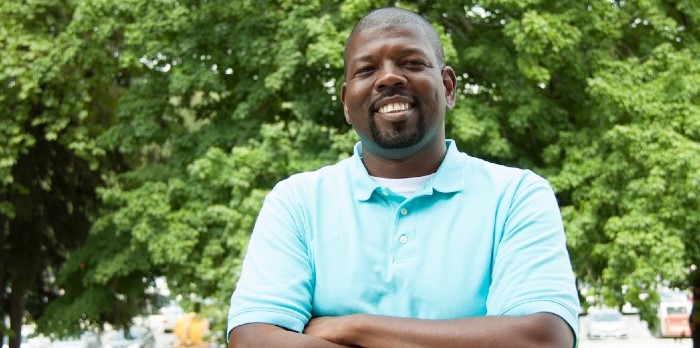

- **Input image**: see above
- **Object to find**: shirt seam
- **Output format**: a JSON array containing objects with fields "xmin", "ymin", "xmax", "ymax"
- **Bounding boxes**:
[
  {"xmin": 501, "ymin": 298, "xmax": 579, "ymax": 324},
  {"xmin": 501, "ymin": 299, "xmax": 579, "ymax": 348},
  {"xmin": 287, "ymin": 178, "xmax": 315, "ymax": 293},
  {"xmin": 229, "ymin": 308, "xmax": 307, "ymax": 327},
  {"xmin": 499, "ymin": 172, "xmax": 548, "ymax": 243}
]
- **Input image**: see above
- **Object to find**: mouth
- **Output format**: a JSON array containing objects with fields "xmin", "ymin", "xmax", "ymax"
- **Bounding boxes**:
[{"xmin": 375, "ymin": 102, "xmax": 414, "ymax": 114}]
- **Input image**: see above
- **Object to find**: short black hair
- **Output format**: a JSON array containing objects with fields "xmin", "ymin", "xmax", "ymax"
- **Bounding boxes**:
[{"xmin": 344, "ymin": 7, "xmax": 446, "ymax": 71}]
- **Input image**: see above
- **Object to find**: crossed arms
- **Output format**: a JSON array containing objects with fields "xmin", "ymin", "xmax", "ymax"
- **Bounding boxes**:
[{"xmin": 229, "ymin": 312, "xmax": 574, "ymax": 348}]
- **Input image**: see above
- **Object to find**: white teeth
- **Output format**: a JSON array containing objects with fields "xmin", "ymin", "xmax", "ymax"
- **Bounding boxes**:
[{"xmin": 378, "ymin": 103, "xmax": 411, "ymax": 113}]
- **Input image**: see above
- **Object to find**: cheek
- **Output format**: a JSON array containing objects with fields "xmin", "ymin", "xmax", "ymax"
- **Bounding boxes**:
[
  {"xmin": 426, "ymin": 81, "xmax": 445, "ymax": 104},
  {"xmin": 346, "ymin": 86, "xmax": 369, "ymax": 108}
]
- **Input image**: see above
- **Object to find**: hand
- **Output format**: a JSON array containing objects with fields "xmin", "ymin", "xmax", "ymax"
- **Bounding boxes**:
[{"xmin": 303, "ymin": 315, "xmax": 359, "ymax": 346}]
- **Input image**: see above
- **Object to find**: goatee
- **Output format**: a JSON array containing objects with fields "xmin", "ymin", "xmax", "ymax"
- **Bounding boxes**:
[{"xmin": 368, "ymin": 109, "xmax": 425, "ymax": 149}]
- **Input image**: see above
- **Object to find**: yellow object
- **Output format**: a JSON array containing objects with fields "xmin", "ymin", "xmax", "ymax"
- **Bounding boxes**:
[{"xmin": 173, "ymin": 313, "xmax": 210, "ymax": 348}]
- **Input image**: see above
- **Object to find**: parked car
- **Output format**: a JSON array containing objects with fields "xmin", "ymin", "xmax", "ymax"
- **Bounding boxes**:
[
  {"xmin": 159, "ymin": 305, "xmax": 186, "ymax": 332},
  {"xmin": 586, "ymin": 308, "xmax": 628, "ymax": 339},
  {"xmin": 654, "ymin": 301, "xmax": 692, "ymax": 338},
  {"xmin": 49, "ymin": 332, "xmax": 100, "ymax": 348},
  {"xmin": 2, "ymin": 326, "xmax": 50, "ymax": 348},
  {"xmin": 104, "ymin": 327, "xmax": 155, "ymax": 348}
]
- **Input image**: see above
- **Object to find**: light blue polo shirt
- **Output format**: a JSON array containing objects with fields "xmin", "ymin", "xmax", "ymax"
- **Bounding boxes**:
[{"xmin": 228, "ymin": 140, "xmax": 580, "ymax": 340}]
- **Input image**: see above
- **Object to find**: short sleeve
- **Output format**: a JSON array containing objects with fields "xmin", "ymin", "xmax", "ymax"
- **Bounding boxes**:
[
  {"xmin": 486, "ymin": 173, "xmax": 580, "ymax": 341},
  {"xmin": 227, "ymin": 180, "xmax": 314, "ymax": 338}
]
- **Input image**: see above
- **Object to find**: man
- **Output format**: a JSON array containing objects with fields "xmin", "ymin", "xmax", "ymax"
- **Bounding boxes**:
[{"xmin": 228, "ymin": 7, "xmax": 580, "ymax": 348}]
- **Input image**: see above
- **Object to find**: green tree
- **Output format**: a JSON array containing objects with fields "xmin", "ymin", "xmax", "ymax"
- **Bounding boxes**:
[
  {"xmin": 36, "ymin": 0, "xmax": 359, "ymax": 339},
  {"xmin": 0, "ymin": 0, "xmax": 119, "ymax": 346}
]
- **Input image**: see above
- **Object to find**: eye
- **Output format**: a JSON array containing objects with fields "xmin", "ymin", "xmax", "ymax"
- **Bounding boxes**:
[
  {"xmin": 354, "ymin": 66, "xmax": 375, "ymax": 76},
  {"xmin": 402, "ymin": 60, "xmax": 429, "ymax": 69}
]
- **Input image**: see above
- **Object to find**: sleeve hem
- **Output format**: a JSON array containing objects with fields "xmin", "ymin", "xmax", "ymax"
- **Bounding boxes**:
[
  {"xmin": 501, "ymin": 299, "xmax": 580, "ymax": 347},
  {"xmin": 227, "ymin": 310, "xmax": 307, "ymax": 342}
]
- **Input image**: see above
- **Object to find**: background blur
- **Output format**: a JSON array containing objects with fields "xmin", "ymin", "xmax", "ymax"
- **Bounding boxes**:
[{"xmin": 1, "ymin": 0, "xmax": 699, "ymax": 347}]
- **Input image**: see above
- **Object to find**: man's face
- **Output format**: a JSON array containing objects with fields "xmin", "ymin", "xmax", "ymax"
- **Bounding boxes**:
[{"xmin": 341, "ymin": 24, "xmax": 456, "ymax": 155}]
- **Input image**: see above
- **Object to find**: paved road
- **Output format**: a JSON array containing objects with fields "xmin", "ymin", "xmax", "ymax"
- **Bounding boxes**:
[
  {"xmin": 155, "ymin": 330, "xmax": 176, "ymax": 348},
  {"xmin": 578, "ymin": 314, "xmax": 692, "ymax": 348}
]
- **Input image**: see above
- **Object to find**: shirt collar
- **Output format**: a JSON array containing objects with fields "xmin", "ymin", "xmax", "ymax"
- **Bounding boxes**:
[
  {"xmin": 350, "ymin": 140, "xmax": 465, "ymax": 201},
  {"xmin": 430, "ymin": 139, "xmax": 464, "ymax": 194},
  {"xmin": 350, "ymin": 142, "xmax": 379, "ymax": 201}
]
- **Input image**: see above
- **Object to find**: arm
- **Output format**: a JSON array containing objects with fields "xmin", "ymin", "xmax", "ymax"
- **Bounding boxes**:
[
  {"xmin": 227, "ymin": 182, "xmax": 327, "ymax": 347},
  {"xmin": 229, "ymin": 323, "xmax": 352, "ymax": 348},
  {"xmin": 304, "ymin": 312, "xmax": 573, "ymax": 348}
]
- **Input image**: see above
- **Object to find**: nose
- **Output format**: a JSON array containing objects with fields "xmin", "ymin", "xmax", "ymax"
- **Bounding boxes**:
[{"xmin": 374, "ymin": 63, "xmax": 406, "ymax": 90}]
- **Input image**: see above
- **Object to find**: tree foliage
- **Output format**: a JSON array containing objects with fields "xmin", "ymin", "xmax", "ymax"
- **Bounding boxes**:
[
  {"xmin": 1, "ymin": 0, "xmax": 116, "ymax": 345},
  {"xmin": 1, "ymin": 0, "xmax": 699, "ymax": 344}
]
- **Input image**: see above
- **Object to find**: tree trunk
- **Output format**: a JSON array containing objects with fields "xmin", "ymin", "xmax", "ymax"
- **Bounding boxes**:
[
  {"xmin": 1, "ymin": 216, "xmax": 6, "ymax": 348},
  {"xmin": 692, "ymin": 278, "xmax": 699, "ymax": 348},
  {"xmin": 1, "ymin": 265, "xmax": 5, "ymax": 348},
  {"xmin": 8, "ymin": 283, "xmax": 25, "ymax": 348}
]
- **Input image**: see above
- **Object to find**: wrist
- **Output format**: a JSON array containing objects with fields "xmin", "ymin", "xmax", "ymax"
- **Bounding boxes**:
[{"xmin": 344, "ymin": 314, "xmax": 369, "ymax": 346}]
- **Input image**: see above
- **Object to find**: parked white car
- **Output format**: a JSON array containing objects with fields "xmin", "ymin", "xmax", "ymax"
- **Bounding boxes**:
[
  {"xmin": 104, "ymin": 327, "xmax": 155, "ymax": 348},
  {"xmin": 49, "ymin": 332, "xmax": 100, "ymax": 348},
  {"xmin": 158, "ymin": 305, "xmax": 186, "ymax": 333},
  {"xmin": 587, "ymin": 308, "xmax": 628, "ymax": 339}
]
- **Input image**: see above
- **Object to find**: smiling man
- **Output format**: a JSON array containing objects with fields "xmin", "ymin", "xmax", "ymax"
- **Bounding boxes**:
[{"xmin": 227, "ymin": 7, "xmax": 580, "ymax": 348}]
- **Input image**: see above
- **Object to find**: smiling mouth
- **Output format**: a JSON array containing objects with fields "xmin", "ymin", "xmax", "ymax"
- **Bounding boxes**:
[{"xmin": 376, "ymin": 102, "xmax": 413, "ymax": 114}]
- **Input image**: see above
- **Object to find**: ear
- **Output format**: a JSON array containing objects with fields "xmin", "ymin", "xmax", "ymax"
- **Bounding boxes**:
[
  {"xmin": 341, "ymin": 82, "xmax": 351, "ymax": 124},
  {"xmin": 441, "ymin": 66, "xmax": 457, "ymax": 110}
]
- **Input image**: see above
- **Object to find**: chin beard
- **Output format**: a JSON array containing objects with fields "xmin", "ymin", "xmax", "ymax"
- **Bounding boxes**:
[{"xmin": 369, "ymin": 111, "xmax": 426, "ymax": 149}]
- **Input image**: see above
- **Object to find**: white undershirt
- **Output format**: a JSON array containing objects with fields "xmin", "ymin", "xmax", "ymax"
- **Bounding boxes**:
[{"xmin": 370, "ymin": 173, "xmax": 435, "ymax": 198}]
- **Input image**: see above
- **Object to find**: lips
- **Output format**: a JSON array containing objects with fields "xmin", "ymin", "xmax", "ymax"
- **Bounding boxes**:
[
  {"xmin": 377, "ymin": 102, "xmax": 412, "ymax": 113},
  {"xmin": 372, "ymin": 94, "xmax": 416, "ymax": 115}
]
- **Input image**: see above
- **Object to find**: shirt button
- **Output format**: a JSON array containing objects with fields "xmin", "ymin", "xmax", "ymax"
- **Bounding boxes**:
[
  {"xmin": 400, "ymin": 208, "xmax": 408, "ymax": 216},
  {"xmin": 399, "ymin": 235, "xmax": 408, "ymax": 244},
  {"xmin": 382, "ymin": 189, "xmax": 389, "ymax": 196}
]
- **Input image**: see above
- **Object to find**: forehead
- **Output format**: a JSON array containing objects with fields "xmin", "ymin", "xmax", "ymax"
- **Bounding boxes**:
[{"xmin": 345, "ymin": 24, "xmax": 436, "ymax": 63}]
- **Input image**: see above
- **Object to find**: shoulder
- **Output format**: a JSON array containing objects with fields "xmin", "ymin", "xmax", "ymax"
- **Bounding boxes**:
[
  {"xmin": 448, "ymin": 147, "xmax": 551, "ymax": 194},
  {"xmin": 474, "ymin": 157, "xmax": 548, "ymax": 188}
]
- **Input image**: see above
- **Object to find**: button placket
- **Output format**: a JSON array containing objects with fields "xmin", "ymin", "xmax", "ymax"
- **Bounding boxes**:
[{"xmin": 393, "ymin": 201, "xmax": 416, "ymax": 263}]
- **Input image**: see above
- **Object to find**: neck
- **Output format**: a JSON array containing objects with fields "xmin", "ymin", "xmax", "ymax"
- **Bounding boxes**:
[{"xmin": 361, "ymin": 139, "xmax": 447, "ymax": 178}]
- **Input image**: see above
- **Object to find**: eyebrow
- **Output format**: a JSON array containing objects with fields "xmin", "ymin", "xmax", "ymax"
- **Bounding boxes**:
[{"xmin": 350, "ymin": 47, "xmax": 431, "ymax": 64}]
